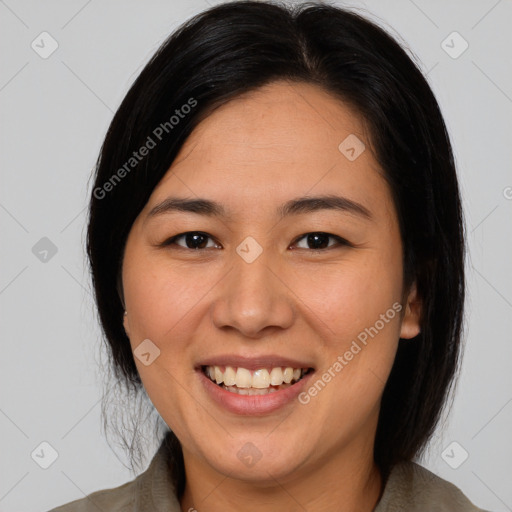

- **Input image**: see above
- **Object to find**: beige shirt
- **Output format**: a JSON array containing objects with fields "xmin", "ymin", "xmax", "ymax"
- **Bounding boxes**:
[{"xmin": 48, "ymin": 443, "xmax": 491, "ymax": 512}]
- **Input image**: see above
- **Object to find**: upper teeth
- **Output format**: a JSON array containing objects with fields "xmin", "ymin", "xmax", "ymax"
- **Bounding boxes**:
[{"xmin": 205, "ymin": 366, "xmax": 306, "ymax": 388}]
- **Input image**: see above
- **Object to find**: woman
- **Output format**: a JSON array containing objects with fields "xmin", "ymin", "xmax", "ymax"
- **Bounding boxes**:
[{"xmin": 50, "ymin": 1, "xmax": 490, "ymax": 510}]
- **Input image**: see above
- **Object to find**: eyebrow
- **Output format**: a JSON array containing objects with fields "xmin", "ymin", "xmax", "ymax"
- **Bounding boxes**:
[{"xmin": 146, "ymin": 194, "xmax": 372, "ymax": 221}]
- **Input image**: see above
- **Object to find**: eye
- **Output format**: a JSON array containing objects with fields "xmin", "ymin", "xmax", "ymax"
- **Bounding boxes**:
[
  {"xmin": 163, "ymin": 231, "xmax": 221, "ymax": 250},
  {"xmin": 160, "ymin": 231, "xmax": 350, "ymax": 252},
  {"xmin": 292, "ymin": 232, "xmax": 350, "ymax": 251}
]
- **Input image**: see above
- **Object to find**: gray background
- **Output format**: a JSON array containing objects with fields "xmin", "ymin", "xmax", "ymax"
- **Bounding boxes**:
[{"xmin": 1, "ymin": 0, "xmax": 511, "ymax": 510}]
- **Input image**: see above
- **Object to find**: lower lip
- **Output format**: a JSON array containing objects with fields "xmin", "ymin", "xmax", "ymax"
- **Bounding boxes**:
[{"xmin": 198, "ymin": 370, "xmax": 314, "ymax": 415}]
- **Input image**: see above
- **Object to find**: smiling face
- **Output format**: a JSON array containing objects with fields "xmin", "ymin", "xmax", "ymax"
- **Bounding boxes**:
[{"xmin": 121, "ymin": 80, "xmax": 421, "ymax": 486}]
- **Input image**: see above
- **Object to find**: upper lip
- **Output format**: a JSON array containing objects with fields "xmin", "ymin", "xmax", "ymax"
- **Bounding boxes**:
[{"xmin": 197, "ymin": 354, "xmax": 315, "ymax": 371}]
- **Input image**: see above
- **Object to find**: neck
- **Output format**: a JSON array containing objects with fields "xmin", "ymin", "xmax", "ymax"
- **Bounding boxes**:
[{"xmin": 180, "ymin": 442, "xmax": 383, "ymax": 512}]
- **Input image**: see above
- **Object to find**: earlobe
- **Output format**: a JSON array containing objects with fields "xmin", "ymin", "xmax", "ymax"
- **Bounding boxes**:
[
  {"xmin": 123, "ymin": 311, "xmax": 130, "ymax": 337},
  {"xmin": 400, "ymin": 282, "xmax": 422, "ymax": 339}
]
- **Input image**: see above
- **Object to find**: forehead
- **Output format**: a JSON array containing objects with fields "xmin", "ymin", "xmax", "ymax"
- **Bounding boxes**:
[{"xmin": 147, "ymin": 80, "xmax": 388, "ymax": 217}]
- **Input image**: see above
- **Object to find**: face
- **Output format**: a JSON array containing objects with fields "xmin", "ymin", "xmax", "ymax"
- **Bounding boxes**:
[{"xmin": 122, "ymin": 81, "xmax": 421, "ymax": 484}]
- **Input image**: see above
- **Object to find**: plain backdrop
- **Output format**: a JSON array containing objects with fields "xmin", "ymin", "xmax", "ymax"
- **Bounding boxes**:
[{"xmin": 0, "ymin": 0, "xmax": 511, "ymax": 511}]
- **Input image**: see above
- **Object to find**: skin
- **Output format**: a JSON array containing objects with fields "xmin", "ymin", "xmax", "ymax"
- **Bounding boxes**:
[{"xmin": 122, "ymin": 80, "xmax": 421, "ymax": 512}]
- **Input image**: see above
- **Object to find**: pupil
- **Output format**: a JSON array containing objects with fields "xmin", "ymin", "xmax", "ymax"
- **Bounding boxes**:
[
  {"xmin": 187, "ymin": 233, "xmax": 207, "ymax": 249},
  {"xmin": 308, "ymin": 233, "xmax": 328, "ymax": 249}
]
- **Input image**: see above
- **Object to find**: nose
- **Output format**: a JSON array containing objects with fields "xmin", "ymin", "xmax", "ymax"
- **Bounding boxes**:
[{"xmin": 210, "ymin": 250, "xmax": 295, "ymax": 339}]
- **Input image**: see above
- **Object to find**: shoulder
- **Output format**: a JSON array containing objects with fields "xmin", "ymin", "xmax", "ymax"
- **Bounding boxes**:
[
  {"xmin": 46, "ymin": 478, "xmax": 136, "ymax": 512},
  {"xmin": 46, "ymin": 442, "xmax": 179, "ymax": 512},
  {"xmin": 375, "ymin": 461, "xmax": 492, "ymax": 512}
]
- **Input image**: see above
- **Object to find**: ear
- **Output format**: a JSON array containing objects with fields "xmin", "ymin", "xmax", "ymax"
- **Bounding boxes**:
[
  {"xmin": 123, "ymin": 311, "xmax": 130, "ymax": 337},
  {"xmin": 400, "ymin": 282, "xmax": 422, "ymax": 339}
]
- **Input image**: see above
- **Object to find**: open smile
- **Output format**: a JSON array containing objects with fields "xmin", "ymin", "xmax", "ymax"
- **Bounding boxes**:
[
  {"xmin": 202, "ymin": 365, "xmax": 313, "ymax": 395},
  {"xmin": 197, "ymin": 357, "xmax": 316, "ymax": 415}
]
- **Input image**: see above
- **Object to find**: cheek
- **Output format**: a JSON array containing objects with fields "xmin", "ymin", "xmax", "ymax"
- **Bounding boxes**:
[
  {"xmin": 123, "ymin": 252, "xmax": 215, "ymax": 342},
  {"xmin": 122, "ymin": 252, "xmax": 207, "ymax": 436},
  {"xmin": 293, "ymin": 243, "xmax": 404, "ymax": 407},
  {"xmin": 121, "ymin": 249, "xmax": 221, "ymax": 420},
  {"xmin": 293, "ymin": 247, "xmax": 403, "ymax": 340}
]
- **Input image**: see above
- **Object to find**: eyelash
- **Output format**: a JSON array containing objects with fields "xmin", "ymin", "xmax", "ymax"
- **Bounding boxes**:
[{"xmin": 160, "ymin": 231, "xmax": 352, "ymax": 252}]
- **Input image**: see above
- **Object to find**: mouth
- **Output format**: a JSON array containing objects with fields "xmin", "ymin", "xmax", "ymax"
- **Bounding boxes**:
[{"xmin": 201, "ymin": 365, "xmax": 314, "ymax": 396}]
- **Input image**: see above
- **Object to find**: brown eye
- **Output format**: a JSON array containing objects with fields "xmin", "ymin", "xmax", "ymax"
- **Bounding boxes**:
[
  {"xmin": 164, "ymin": 231, "xmax": 220, "ymax": 250},
  {"xmin": 293, "ymin": 232, "xmax": 350, "ymax": 251}
]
